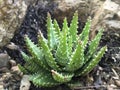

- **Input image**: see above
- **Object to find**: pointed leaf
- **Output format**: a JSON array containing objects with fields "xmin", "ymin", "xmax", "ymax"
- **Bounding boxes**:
[
  {"xmin": 55, "ymin": 18, "xmax": 69, "ymax": 66},
  {"xmin": 51, "ymin": 70, "xmax": 74, "ymax": 83},
  {"xmin": 18, "ymin": 64, "xmax": 28, "ymax": 74},
  {"xmin": 53, "ymin": 19, "xmax": 61, "ymax": 36},
  {"xmin": 47, "ymin": 13, "xmax": 59, "ymax": 49},
  {"xmin": 24, "ymin": 59, "xmax": 46, "ymax": 74},
  {"xmin": 38, "ymin": 32, "xmax": 61, "ymax": 71},
  {"xmin": 65, "ymin": 41, "xmax": 84, "ymax": 71},
  {"xmin": 85, "ymin": 29, "xmax": 103, "ymax": 63},
  {"xmin": 75, "ymin": 46, "xmax": 107, "ymax": 76},
  {"xmin": 21, "ymin": 51, "xmax": 30, "ymax": 62},
  {"xmin": 69, "ymin": 11, "xmax": 78, "ymax": 43},
  {"xmin": 25, "ymin": 35, "xmax": 43, "ymax": 59},
  {"xmin": 62, "ymin": 18, "xmax": 69, "ymax": 34},
  {"xmin": 79, "ymin": 19, "xmax": 91, "ymax": 47},
  {"xmin": 25, "ymin": 35, "xmax": 50, "ymax": 70},
  {"xmin": 30, "ymin": 71, "xmax": 60, "ymax": 87}
]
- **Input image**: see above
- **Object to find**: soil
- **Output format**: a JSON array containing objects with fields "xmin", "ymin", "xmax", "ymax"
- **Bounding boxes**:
[{"xmin": 0, "ymin": 2, "xmax": 120, "ymax": 90}]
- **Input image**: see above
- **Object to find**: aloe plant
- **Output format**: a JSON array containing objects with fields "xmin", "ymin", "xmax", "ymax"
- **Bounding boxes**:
[{"xmin": 18, "ymin": 12, "xmax": 107, "ymax": 87}]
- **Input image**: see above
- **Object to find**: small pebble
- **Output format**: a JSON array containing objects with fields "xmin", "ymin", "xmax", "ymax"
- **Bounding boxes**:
[
  {"xmin": 9, "ymin": 60, "xmax": 16, "ymax": 66},
  {"xmin": 6, "ymin": 42, "xmax": 18, "ymax": 50},
  {"xmin": 11, "ymin": 66, "xmax": 20, "ymax": 72},
  {"xmin": 20, "ymin": 75, "xmax": 31, "ymax": 90},
  {"xmin": 110, "ymin": 84, "xmax": 117, "ymax": 88},
  {"xmin": 114, "ymin": 79, "xmax": 120, "ymax": 87},
  {"xmin": 0, "ymin": 85, "xmax": 4, "ymax": 90}
]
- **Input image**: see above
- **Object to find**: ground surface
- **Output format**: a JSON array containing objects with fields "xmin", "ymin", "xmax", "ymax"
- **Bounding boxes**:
[{"xmin": 0, "ymin": 3, "xmax": 120, "ymax": 90}]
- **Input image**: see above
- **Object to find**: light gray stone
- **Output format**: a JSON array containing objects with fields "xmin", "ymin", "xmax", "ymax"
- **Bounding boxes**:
[
  {"xmin": 104, "ymin": 20, "xmax": 120, "ymax": 29},
  {"xmin": 0, "ymin": 53, "xmax": 10, "ymax": 68},
  {"xmin": 53, "ymin": 0, "xmax": 90, "ymax": 22},
  {"xmin": 0, "ymin": 53, "xmax": 10, "ymax": 72},
  {"xmin": 0, "ymin": 0, "xmax": 27, "ymax": 47},
  {"xmin": 90, "ymin": 0, "xmax": 120, "ymax": 39},
  {"xmin": 20, "ymin": 75, "xmax": 31, "ymax": 90}
]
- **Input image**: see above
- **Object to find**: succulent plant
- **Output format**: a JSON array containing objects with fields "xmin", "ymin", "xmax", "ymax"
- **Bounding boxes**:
[{"xmin": 18, "ymin": 12, "xmax": 107, "ymax": 87}]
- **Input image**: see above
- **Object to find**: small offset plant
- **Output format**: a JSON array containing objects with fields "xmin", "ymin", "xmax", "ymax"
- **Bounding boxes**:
[{"xmin": 18, "ymin": 12, "xmax": 106, "ymax": 87}]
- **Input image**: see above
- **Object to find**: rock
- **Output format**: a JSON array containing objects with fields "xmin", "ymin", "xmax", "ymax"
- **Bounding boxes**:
[
  {"xmin": 114, "ymin": 79, "xmax": 120, "ymax": 87},
  {"xmin": 89, "ymin": 0, "xmax": 105, "ymax": 17},
  {"xmin": 105, "ymin": 20, "xmax": 120, "ymax": 29},
  {"xmin": 0, "ymin": 53, "xmax": 17, "ymax": 72},
  {"xmin": 0, "ymin": 0, "xmax": 27, "ymax": 47},
  {"xmin": 6, "ymin": 42, "xmax": 19, "ymax": 50},
  {"xmin": 9, "ymin": 60, "xmax": 16, "ymax": 67},
  {"xmin": 0, "ymin": 77, "xmax": 4, "ymax": 90},
  {"xmin": 20, "ymin": 75, "xmax": 30, "ymax": 90},
  {"xmin": 90, "ymin": 0, "xmax": 120, "ymax": 39},
  {"xmin": 0, "ymin": 85, "xmax": 4, "ymax": 90},
  {"xmin": 11, "ymin": 65, "xmax": 20, "ymax": 73},
  {"xmin": 2, "ymin": 72, "xmax": 22, "ymax": 90},
  {"xmin": 53, "ymin": 0, "xmax": 90, "ymax": 22},
  {"xmin": 0, "ymin": 53, "xmax": 10, "ymax": 72}
]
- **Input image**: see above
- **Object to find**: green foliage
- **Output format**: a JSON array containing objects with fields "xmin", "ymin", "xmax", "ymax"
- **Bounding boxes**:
[{"xmin": 18, "ymin": 11, "xmax": 107, "ymax": 87}]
